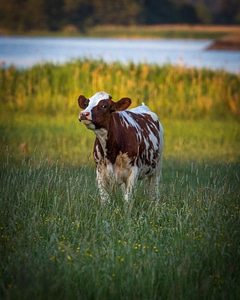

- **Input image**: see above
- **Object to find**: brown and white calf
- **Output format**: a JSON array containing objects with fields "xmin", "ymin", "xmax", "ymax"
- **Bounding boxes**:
[{"xmin": 78, "ymin": 91, "xmax": 164, "ymax": 203}]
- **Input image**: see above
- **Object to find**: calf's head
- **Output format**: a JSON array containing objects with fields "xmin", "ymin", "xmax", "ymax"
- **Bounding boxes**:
[{"xmin": 78, "ymin": 92, "xmax": 131, "ymax": 130}]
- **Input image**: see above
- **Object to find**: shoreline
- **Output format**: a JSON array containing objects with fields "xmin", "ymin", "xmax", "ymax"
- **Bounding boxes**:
[
  {"xmin": 206, "ymin": 34, "xmax": 240, "ymax": 50},
  {"xmin": 1, "ymin": 25, "xmax": 240, "ymax": 51},
  {"xmin": 1, "ymin": 24, "xmax": 239, "ymax": 38}
]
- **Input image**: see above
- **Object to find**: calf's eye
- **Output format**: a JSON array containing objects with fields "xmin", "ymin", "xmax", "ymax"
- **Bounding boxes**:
[{"xmin": 101, "ymin": 103, "xmax": 108, "ymax": 109}]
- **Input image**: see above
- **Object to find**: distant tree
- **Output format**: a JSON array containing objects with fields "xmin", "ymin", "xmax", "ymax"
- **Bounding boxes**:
[
  {"xmin": 0, "ymin": 0, "xmax": 239, "ymax": 32},
  {"xmin": 177, "ymin": 3, "xmax": 200, "ymax": 24},
  {"xmin": 215, "ymin": 0, "xmax": 240, "ymax": 24},
  {"xmin": 142, "ymin": 0, "xmax": 177, "ymax": 24},
  {"xmin": 195, "ymin": 3, "xmax": 213, "ymax": 24},
  {"xmin": 0, "ymin": 0, "xmax": 47, "ymax": 31},
  {"xmin": 92, "ymin": 0, "xmax": 141, "ymax": 25},
  {"xmin": 63, "ymin": 0, "xmax": 94, "ymax": 29},
  {"xmin": 44, "ymin": 0, "xmax": 64, "ymax": 30},
  {"xmin": 22, "ymin": 0, "xmax": 47, "ymax": 30},
  {"xmin": 0, "ymin": 0, "xmax": 23, "ymax": 30}
]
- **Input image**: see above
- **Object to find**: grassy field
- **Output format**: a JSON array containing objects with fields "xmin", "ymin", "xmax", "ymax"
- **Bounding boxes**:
[{"xmin": 0, "ymin": 59, "xmax": 240, "ymax": 299}]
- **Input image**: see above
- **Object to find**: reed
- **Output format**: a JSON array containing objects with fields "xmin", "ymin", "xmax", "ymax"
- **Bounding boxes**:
[{"xmin": 0, "ymin": 60, "xmax": 239, "ymax": 119}]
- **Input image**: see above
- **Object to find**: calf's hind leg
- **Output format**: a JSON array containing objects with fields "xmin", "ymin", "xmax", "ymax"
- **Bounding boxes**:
[
  {"xmin": 147, "ymin": 173, "xmax": 160, "ymax": 200},
  {"xmin": 146, "ymin": 158, "xmax": 162, "ymax": 200}
]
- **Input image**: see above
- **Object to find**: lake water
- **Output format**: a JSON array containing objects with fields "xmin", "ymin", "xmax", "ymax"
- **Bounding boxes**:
[{"xmin": 0, "ymin": 36, "xmax": 240, "ymax": 73}]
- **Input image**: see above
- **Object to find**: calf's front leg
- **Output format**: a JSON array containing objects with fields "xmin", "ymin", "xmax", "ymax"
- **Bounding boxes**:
[
  {"xmin": 146, "ymin": 156, "xmax": 162, "ymax": 200},
  {"xmin": 96, "ymin": 168, "xmax": 110, "ymax": 204}
]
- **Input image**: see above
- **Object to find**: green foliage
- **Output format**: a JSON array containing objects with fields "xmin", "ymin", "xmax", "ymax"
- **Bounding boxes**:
[{"xmin": 195, "ymin": 3, "xmax": 213, "ymax": 24}]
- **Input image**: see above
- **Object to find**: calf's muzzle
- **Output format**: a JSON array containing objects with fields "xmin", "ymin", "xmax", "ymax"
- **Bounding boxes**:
[{"xmin": 79, "ymin": 111, "xmax": 90, "ymax": 122}]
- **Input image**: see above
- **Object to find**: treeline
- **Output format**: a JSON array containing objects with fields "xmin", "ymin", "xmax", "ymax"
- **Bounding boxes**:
[{"xmin": 0, "ymin": 0, "xmax": 239, "ymax": 32}]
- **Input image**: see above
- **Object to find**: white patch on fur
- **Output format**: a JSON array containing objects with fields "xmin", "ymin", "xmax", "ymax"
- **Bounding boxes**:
[
  {"xmin": 118, "ymin": 103, "xmax": 159, "ymax": 130},
  {"xmin": 94, "ymin": 128, "xmax": 108, "ymax": 154},
  {"xmin": 119, "ymin": 111, "xmax": 140, "ymax": 129},
  {"xmin": 130, "ymin": 103, "xmax": 159, "ymax": 122}
]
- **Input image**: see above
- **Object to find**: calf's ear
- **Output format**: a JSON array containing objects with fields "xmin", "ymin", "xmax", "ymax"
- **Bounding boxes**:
[
  {"xmin": 78, "ymin": 95, "xmax": 89, "ymax": 109},
  {"xmin": 114, "ymin": 97, "xmax": 131, "ymax": 111}
]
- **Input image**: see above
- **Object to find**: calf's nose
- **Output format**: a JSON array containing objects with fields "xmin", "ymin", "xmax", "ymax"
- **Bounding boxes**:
[{"xmin": 79, "ymin": 111, "xmax": 90, "ymax": 122}]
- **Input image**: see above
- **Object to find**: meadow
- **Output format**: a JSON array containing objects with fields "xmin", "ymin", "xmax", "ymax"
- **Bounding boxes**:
[{"xmin": 0, "ymin": 59, "xmax": 240, "ymax": 299}]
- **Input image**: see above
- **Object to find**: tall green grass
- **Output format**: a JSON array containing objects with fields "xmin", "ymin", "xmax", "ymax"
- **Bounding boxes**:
[
  {"xmin": 1, "ymin": 60, "xmax": 239, "ymax": 119},
  {"xmin": 0, "ymin": 60, "xmax": 240, "ymax": 299},
  {"xmin": 1, "ymin": 115, "xmax": 239, "ymax": 166},
  {"xmin": 1, "ymin": 159, "xmax": 239, "ymax": 299}
]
